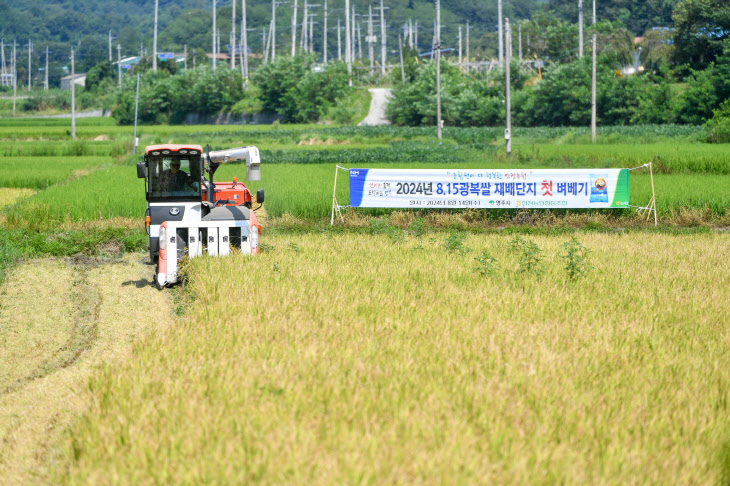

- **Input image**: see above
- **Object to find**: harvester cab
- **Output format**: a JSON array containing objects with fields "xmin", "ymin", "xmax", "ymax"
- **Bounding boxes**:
[{"xmin": 137, "ymin": 144, "xmax": 264, "ymax": 288}]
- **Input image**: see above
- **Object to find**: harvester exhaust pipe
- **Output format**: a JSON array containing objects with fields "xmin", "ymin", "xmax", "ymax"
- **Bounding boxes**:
[
  {"xmin": 205, "ymin": 144, "xmax": 218, "ymax": 204},
  {"xmin": 207, "ymin": 146, "xmax": 261, "ymax": 181}
]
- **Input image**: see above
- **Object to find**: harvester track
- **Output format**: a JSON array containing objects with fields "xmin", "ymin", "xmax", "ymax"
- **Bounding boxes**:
[{"xmin": 0, "ymin": 254, "xmax": 174, "ymax": 483}]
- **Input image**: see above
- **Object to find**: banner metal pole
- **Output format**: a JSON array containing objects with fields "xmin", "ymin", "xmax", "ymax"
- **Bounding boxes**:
[
  {"xmin": 331, "ymin": 165, "xmax": 339, "ymax": 225},
  {"xmin": 650, "ymin": 162, "xmax": 657, "ymax": 226}
]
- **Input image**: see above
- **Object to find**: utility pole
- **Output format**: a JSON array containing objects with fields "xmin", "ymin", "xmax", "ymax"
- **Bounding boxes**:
[
  {"xmin": 367, "ymin": 5, "xmax": 374, "ymax": 71},
  {"xmin": 109, "ymin": 30, "xmax": 113, "ymax": 61},
  {"xmin": 1, "ymin": 39, "xmax": 5, "ymax": 80},
  {"xmin": 345, "ymin": 0, "xmax": 351, "ymax": 85},
  {"xmin": 12, "ymin": 40, "xmax": 16, "ymax": 114},
  {"xmin": 458, "ymin": 26, "xmax": 462, "ymax": 67},
  {"xmin": 436, "ymin": 0, "xmax": 442, "ymax": 140},
  {"xmin": 300, "ymin": 1, "xmax": 308, "ymax": 50},
  {"xmin": 133, "ymin": 74, "xmax": 140, "ymax": 154},
  {"xmin": 356, "ymin": 21, "xmax": 362, "ymax": 60},
  {"xmin": 231, "ymin": 0, "xmax": 236, "ymax": 69},
  {"xmin": 466, "ymin": 20, "xmax": 470, "ymax": 72},
  {"xmin": 291, "ymin": 0, "xmax": 298, "ymax": 56},
  {"xmin": 519, "ymin": 24, "xmax": 522, "ymax": 62},
  {"xmin": 71, "ymin": 48, "xmax": 76, "ymax": 140},
  {"xmin": 184, "ymin": 44, "xmax": 188, "ymax": 69},
  {"xmin": 323, "ymin": 0, "xmax": 328, "ymax": 62},
  {"xmin": 415, "ymin": 20, "xmax": 419, "ymax": 49},
  {"xmin": 262, "ymin": 28, "xmax": 268, "ymax": 62},
  {"xmin": 153, "ymin": 0, "xmax": 159, "ymax": 72},
  {"xmin": 117, "ymin": 43, "xmax": 122, "ymax": 89},
  {"xmin": 242, "ymin": 0, "xmax": 249, "ymax": 89},
  {"xmin": 309, "ymin": 13, "xmax": 315, "ymax": 53},
  {"xmin": 212, "ymin": 0, "xmax": 217, "ymax": 69},
  {"xmin": 591, "ymin": 0, "xmax": 597, "ymax": 143},
  {"xmin": 579, "ymin": 0, "xmax": 584, "ymax": 58},
  {"xmin": 337, "ymin": 18, "xmax": 342, "ymax": 60},
  {"xmin": 27, "ymin": 39, "xmax": 32, "ymax": 91},
  {"xmin": 271, "ymin": 0, "xmax": 277, "ymax": 61},
  {"xmin": 498, "ymin": 0, "xmax": 503, "ymax": 64},
  {"xmin": 399, "ymin": 33, "xmax": 404, "ymax": 83},
  {"xmin": 45, "ymin": 46, "xmax": 49, "ymax": 90},
  {"xmin": 380, "ymin": 0, "xmax": 386, "ymax": 75},
  {"xmin": 351, "ymin": 6, "xmax": 356, "ymax": 61},
  {"xmin": 505, "ymin": 18, "xmax": 512, "ymax": 157},
  {"xmin": 264, "ymin": 24, "xmax": 272, "ymax": 63}
]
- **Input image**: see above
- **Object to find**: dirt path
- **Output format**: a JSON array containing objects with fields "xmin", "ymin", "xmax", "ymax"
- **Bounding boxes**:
[
  {"xmin": 357, "ymin": 88, "xmax": 392, "ymax": 126},
  {"xmin": 0, "ymin": 254, "xmax": 174, "ymax": 484}
]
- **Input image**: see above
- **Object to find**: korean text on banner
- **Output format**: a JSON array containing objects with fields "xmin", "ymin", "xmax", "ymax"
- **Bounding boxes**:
[{"xmin": 348, "ymin": 168, "xmax": 630, "ymax": 209}]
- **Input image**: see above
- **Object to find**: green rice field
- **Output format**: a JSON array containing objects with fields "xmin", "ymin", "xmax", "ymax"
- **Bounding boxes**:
[{"xmin": 1, "ymin": 119, "xmax": 727, "ymax": 224}]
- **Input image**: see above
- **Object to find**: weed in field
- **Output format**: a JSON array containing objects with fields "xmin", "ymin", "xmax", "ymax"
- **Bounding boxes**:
[
  {"xmin": 444, "ymin": 232, "xmax": 471, "ymax": 254},
  {"xmin": 288, "ymin": 242, "xmax": 301, "ymax": 253},
  {"xmin": 562, "ymin": 236, "xmax": 593, "ymax": 280},
  {"xmin": 511, "ymin": 235, "xmax": 545, "ymax": 276},
  {"xmin": 407, "ymin": 218, "xmax": 428, "ymax": 237},
  {"xmin": 364, "ymin": 217, "xmax": 404, "ymax": 244},
  {"xmin": 258, "ymin": 243, "xmax": 275, "ymax": 253},
  {"xmin": 366, "ymin": 218, "xmax": 390, "ymax": 234},
  {"xmin": 473, "ymin": 251, "xmax": 500, "ymax": 278}
]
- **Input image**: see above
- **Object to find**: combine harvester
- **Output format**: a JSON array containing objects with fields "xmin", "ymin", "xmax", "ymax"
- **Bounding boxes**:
[{"xmin": 137, "ymin": 144, "xmax": 264, "ymax": 288}]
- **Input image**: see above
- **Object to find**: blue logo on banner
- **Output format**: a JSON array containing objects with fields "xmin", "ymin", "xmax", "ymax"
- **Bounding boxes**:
[{"xmin": 349, "ymin": 169, "xmax": 369, "ymax": 207}]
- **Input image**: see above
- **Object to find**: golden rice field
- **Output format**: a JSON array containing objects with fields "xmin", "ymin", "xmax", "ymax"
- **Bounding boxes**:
[{"xmin": 53, "ymin": 231, "xmax": 730, "ymax": 484}]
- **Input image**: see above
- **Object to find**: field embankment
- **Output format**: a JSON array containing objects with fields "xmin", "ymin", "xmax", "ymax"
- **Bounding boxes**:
[
  {"xmin": 53, "ymin": 232, "xmax": 730, "ymax": 484},
  {"xmin": 0, "ymin": 254, "xmax": 175, "ymax": 484}
]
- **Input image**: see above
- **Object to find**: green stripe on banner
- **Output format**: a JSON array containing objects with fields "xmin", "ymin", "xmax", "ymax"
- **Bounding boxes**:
[{"xmin": 611, "ymin": 169, "xmax": 631, "ymax": 208}]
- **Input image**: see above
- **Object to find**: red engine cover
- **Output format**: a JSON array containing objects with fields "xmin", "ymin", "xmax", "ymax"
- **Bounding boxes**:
[{"xmin": 202, "ymin": 181, "xmax": 252, "ymax": 206}]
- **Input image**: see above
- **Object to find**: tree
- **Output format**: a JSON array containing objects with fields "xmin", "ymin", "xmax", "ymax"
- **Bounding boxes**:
[
  {"xmin": 521, "ymin": 12, "xmax": 579, "ymax": 63},
  {"xmin": 712, "ymin": 38, "xmax": 730, "ymax": 101},
  {"xmin": 672, "ymin": 0, "xmax": 730, "ymax": 68},
  {"xmin": 673, "ymin": 68, "xmax": 718, "ymax": 124},
  {"xmin": 639, "ymin": 27, "xmax": 675, "ymax": 69},
  {"xmin": 85, "ymin": 61, "xmax": 115, "ymax": 91}
]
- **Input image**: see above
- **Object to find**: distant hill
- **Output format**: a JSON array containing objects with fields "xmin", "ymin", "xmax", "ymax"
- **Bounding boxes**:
[{"xmin": 0, "ymin": 0, "xmax": 677, "ymax": 84}]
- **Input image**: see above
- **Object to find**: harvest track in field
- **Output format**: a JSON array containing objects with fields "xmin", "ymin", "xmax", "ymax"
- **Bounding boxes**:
[{"xmin": 0, "ymin": 254, "xmax": 174, "ymax": 483}]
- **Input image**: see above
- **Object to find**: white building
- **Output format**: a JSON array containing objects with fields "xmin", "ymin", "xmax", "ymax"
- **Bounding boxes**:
[{"xmin": 60, "ymin": 73, "xmax": 86, "ymax": 90}]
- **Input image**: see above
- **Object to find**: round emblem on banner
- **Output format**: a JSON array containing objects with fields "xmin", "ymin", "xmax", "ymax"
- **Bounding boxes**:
[{"xmin": 169, "ymin": 208, "xmax": 180, "ymax": 216}]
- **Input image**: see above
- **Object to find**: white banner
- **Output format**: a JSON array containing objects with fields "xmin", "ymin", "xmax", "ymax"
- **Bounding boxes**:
[{"xmin": 348, "ymin": 168, "xmax": 630, "ymax": 209}]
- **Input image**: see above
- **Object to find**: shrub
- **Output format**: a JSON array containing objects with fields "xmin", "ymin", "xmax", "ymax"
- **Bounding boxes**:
[
  {"xmin": 702, "ymin": 100, "xmax": 730, "ymax": 143},
  {"xmin": 510, "ymin": 236, "xmax": 544, "ymax": 277},
  {"xmin": 562, "ymin": 237, "xmax": 592, "ymax": 280}
]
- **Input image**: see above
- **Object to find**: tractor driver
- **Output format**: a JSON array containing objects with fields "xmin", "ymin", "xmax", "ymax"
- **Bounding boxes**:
[{"xmin": 159, "ymin": 160, "xmax": 193, "ymax": 192}]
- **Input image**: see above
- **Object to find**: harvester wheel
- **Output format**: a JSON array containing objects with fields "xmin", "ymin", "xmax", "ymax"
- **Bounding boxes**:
[{"xmin": 154, "ymin": 272, "xmax": 166, "ymax": 290}]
